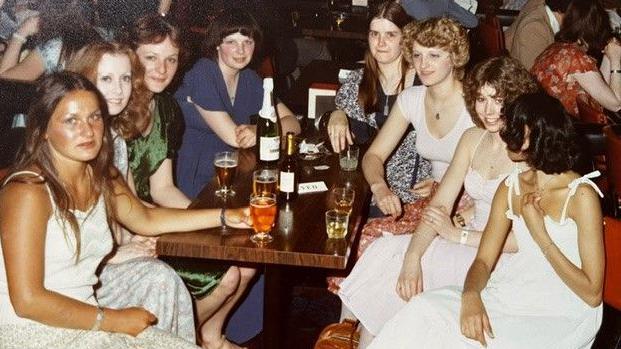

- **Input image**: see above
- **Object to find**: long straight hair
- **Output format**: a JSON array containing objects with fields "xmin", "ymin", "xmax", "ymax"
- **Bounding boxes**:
[
  {"xmin": 11, "ymin": 72, "xmax": 116, "ymax": 261},
  {"xmin": 359, "ymin": 1, "xmax": 411, "ymax": 113}
]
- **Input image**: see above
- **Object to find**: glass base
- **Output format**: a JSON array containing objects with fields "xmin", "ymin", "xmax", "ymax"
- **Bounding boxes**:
[
  {"xmin": 250, "ymin": 232, "xmax": 273, "ymax": 244},
  {"xmin": 215, "ymin": 188, "xmax": 235, "ymax": 197}
]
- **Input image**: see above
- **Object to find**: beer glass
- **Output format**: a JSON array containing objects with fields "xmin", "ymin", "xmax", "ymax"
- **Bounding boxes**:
[
  {"xmin": 214, "ymin": 151, "xmax": 238, "ymax": 197},
  {"xmin": 249, "ymin": 193, "xmax": 277, "ymax": 244},
  {"xmin": 252, "ymin": 169, "xmax": 278, "ymax": 196},
  {"xmin": 331, "ymin": 187, "xmax": 355, "ymax": 215}
]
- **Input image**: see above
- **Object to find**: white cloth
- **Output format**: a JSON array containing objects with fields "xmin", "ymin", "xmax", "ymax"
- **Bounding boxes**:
[
  {"xmin": 397, "ymin": 86, "xmax": 474, "ymax": 181},
  {"xmin": 544, "ymin": 5, "xmax": 560, "ymax": 34},
  {"xmin": 368, "ymin": 171, "xmax": 603, "ymax": 348}
]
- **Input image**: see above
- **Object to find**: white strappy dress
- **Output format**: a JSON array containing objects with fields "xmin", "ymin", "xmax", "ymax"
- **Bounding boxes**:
[{"xmin": 368, "ymin": 171, "xmax": 603, "ymax": 349}]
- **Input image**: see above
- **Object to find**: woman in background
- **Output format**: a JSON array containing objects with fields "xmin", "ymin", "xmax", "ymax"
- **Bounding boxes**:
[{"xmin": 174, "ymin": 9, "xmax": 300, "ymax": 199}]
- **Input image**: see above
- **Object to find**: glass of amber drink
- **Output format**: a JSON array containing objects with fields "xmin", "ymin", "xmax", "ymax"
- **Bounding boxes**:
[
  {"xmin": 249, "ymin": 193, "xmax": 277, "ymax": 244},
  {"xmin": 253, "ymin": 169, "xmax": 278, "ymax": 196},
  {"xmin": 331, "ymin": 187, "xmax": 355, "ymax": 215},
  {"xmin": 214, "ymin": 151, "xmax": 238, "ymax": 197}
]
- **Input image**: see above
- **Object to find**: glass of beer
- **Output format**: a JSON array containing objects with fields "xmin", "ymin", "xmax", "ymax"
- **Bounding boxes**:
[
  {"xmin": 253, "ymin": 169, "xmax": 278, "ymax": 196},
  {"xmin": 331, "ymin": 187, "xmax": 355, "ymax": 215},
  {"xmin": 249, "ymin": 193, "xmax": 277, "ymax": 244},
  {"xmin": 325, "ymin": 209, "xmax": 349, "ymax": 239},
  {"xmin": 214, "ymin": 151, "xmax": 238, "ymax": 197}
]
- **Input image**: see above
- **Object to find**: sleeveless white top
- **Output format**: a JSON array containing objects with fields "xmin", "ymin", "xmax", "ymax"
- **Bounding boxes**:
[
  {"xmin": 396, "ymin": 85, "xmax": 474, "ymax": 181},
  {"xmin": 0, "ymin": 171, "xmax": 113, "ymax": 325}
]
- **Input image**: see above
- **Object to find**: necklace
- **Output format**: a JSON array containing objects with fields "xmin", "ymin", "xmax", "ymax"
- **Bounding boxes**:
[{"xmin": 434, "ymin": 112, "xmax": 440, "ymax": 120}]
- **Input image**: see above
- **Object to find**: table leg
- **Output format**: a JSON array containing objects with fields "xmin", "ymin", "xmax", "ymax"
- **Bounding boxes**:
[{"xmin": 263, "ymin": 264, "xmax": 283, "ymax": 349}]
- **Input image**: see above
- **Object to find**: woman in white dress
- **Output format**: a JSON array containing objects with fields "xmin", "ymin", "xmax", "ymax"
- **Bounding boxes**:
[
  {"xmin": 369, "ymin": 91, "xmax": 604, "ymax": 348},
  {"xmin": 0, "ymin": 72, "xmax": 251, "ymax": 349}
]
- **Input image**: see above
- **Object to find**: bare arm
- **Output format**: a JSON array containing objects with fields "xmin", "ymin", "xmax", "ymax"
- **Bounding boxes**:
[
  {"xmin": 194, "ymin": 103, "xmax": 240, "ymax": 147},
  {"xmin": 0, "ymin": 16, "xmax": 44, "ymax": 81},
  {"xmin": 0, "ymin": 182, "xmax": 155, "ymax": 336},
  {"xmin": 524, "ymin": 185, "xmax": 604, "ymax": 307},
  {"xmin": 148, "ymin": 159, "xmax": 191, "ymax": 208},
  {"xmin": 573, "ymin": 40, "xmax": 621, "ymax": 112},
  {"xmin": 276, "ymin": 102, "xmax": 301, "ymax": 135}
]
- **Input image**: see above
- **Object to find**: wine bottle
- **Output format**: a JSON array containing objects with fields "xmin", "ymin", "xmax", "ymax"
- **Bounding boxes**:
[
  {"xmin": 279, "ymin": 132, "xmax": 298, "ymax": 201},
  {"xmin": 256, "ymin": 78, "xmax": 281, "ymax": 168}
]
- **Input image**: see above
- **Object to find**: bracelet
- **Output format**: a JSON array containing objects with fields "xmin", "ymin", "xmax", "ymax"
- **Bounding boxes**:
[
  {"xmin": 220, "ymin": 207, "xmax": 226, "ymax": 227},
  {"xmin": 541, "ymin": 241, "xmax": 556, "ymax": 257},
  {"xmin": 12, "ymin": 33, "xmax": 27, "ymax": 44},
  {"xmin": 459, "ymin": 230, "xmax": 469, "ymax": 245},
  {"xmin": 454, "ymin": 213, "xmax": 466, "ymax": 228},
  {"xmin": 91, "ymin": 306, "xmax": 105, "ymax": 331},
  {"xmin": 611, "ymin": 69, "xmax": 621, "ymax": 74}
]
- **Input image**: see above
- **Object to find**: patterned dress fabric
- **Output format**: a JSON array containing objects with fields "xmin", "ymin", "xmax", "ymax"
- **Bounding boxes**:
[
  {"xmin": 368, "ymin": 171, "xmax": 603, "ymax": 348},
  {"xmin": 338, "ymin": 134, "xmax": 513, "ymax": 335},
  {"xmin": 531, "ymin": 42, "xmax": 603, "ymax": 117},
  {"xmin": 0, "ymin": 171, "xmax": 198, "ymax": 348}
]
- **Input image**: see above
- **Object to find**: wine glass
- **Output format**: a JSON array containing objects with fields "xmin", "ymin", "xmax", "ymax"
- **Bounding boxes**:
[
  {"xmin": 214, "ymin": 151, "xmax": 238, "ymax": 197},
  {"xmin": 249, "ymin": 193, "xmax": 277, "ymax": 244}
]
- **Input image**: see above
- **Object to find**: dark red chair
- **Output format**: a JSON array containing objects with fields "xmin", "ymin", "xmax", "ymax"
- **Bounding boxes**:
[
  {"xmin": 577, "ymin": 94, "xmax": 608, "ymax": 125},
  {"xmin": 604, "ymin": 216, "xmax": 621, "ymax": 311},
  {"xmin": 476, "ymin": 11, "xmax": 506, "ymax": 58},
  {"xmin": 605, "ymin": 125, "xmax": 621, "ymax": 217}
]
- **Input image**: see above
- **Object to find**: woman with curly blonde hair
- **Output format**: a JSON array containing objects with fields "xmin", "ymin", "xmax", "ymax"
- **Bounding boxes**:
[{"xmin": 338, "ymin": 55, "xmax": 540, "ymax": 348}]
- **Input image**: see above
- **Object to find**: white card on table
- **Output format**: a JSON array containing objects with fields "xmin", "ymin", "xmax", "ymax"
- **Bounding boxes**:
[{"xmin": 298, "ymin": 181, "xmax": 329, "ymax": 194}]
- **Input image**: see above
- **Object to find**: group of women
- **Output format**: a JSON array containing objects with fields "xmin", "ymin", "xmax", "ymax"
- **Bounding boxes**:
[
  {"xmin": 0, "ymin": 0, "xmax": 611, "ymax": 348},
  {"xmin": 320, "ymin": 0, "xmax": 607, "ymax": 348}
]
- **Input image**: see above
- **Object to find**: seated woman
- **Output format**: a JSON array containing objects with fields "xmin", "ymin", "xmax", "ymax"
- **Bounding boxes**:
[
  {"xmin": 0, "ymin": 72, "xmax": 251, "ymax": 349},
  {"xmin": 125, "ymin": 15, "xmax": 256, "ymax": 348},
  {"xmin": 66, "ymin": 41, "xmax": 195, "ymax": 342},
  {"xmin": 174, "ymin": 9, "xmax": 300, "ymax": 199},
  {"xmin": 338, "ymin": 56, "xmax": 538, "ymax": 347},
  {"xmin": 532, "ymin": 0, "xmax": 621, "ymax": 119},
  {"xmin": 0, "ymin": 0, "xmax": 102, "ymax": 80},
  {"xmin": 325, "ymin": 0, "xmax": 433, "ymax": 292},
  {"xmin": 370, "ymin": 91, "xmax": 604, "ymax": 349}
]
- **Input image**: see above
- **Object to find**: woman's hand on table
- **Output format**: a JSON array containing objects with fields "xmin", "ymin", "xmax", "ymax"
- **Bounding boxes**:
[
  {"xmin": 422, "ymin": 205, "xmax": 459, "ymax": 241},
  {"xmin": 396, "ymin": 254, "xmax": 423, "ymax": 301},
  {"xmin": 411, "ymin": 178, "xmax": 434, "ymax": 198},
  {"xmin": 224, "ymin": 207, "xmax": 252, "ymax": 229},
  {"xmin": 460, "ymin": 291, "xmax": 494, "ymax": 347},
  {"xmin": 235, "ymin": 124, "xmax": 257, "ymax": 148},
  {"xmin": 371, "ymin": 182, "xmax": 402, "ymax": 217},
  {"xmin": 327, "ymin": 111, "xmax": 353, "ymax": 153}
]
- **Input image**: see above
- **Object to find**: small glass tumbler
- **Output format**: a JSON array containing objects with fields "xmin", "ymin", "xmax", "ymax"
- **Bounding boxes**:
[
  {"xmin": 339, "ymin": 145, "xmax": 359, "ymax": 171},
  {"xmin": 325, "ymin": 209, "xmax": 349, "ymax": 239}
]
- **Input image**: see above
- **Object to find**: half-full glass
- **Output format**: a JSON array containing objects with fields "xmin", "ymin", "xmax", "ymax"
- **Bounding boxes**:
[
  {"xmin": 325, "ymin": 209, "xmax": 349, "ymax": 239},
  {"xmin": 331, "ymin": 187, "xmax": 355, "ymax": 215},
  {"xmin": 252, "ymin": 169, "xmax": 278, "ymax": 196},
  {"xmin": 339, "ymin": 145, "xmax": 359, "ymax": 171},
  {"xmin": 214, "ymin": 151, "xmax": 238, "ymax": 197}
]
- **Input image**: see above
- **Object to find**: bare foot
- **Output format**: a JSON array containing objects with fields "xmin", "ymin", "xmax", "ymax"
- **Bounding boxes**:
[{"xmin": 201, "ymin": 335, "xmax": 246, "ymax": 349}]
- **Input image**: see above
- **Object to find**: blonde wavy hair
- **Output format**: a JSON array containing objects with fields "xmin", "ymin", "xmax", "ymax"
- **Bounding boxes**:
[{"xmin": 401, "ymin": 17, "xmax": 469, "ymax": 80}]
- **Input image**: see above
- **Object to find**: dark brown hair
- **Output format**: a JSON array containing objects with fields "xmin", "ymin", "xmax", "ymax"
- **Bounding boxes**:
[
  {"xmin": 67, "ymin": 41, "xmax": 151, "ymax": 140},
  {"xmin": 10, "ymin": 72, "xmax": 116, "ymax": 261},
  {"xmin": 359, "ymin": 1, "xmax": 412, "ymax": 113},
  {"xmin": 464, "ymin": 56, "xmax": 539, "ymax": 127},
  {"xmin": 556, "ymin": 0, "xmax": 611, "ymax": 54},
  {"xmin": 202, "ymin": 9, "xmax": 263, "ymax": 60}
]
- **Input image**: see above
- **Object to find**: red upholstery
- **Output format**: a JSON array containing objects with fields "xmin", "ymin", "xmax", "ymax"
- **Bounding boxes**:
[
  {"xmin": 604, "ymin": 216, "xmax": 621, "ymax": 310},
  {"xmin": 476, "ymin": 12, "xmax": 505, "ymax": 58},
  {"xmin": 577, "ymin": 95, "xmax": 607, "ymax": 125},
  {"xmin": 257, "ymin": 55, "xmax": 275, "ymax": 78},
  {"xmin": 605, "ymin": 125, "xmax": 621, "ymax": 215},
  {"xmin": 0, "ymin": 168, "xmax": 7, "ymax": 182}
]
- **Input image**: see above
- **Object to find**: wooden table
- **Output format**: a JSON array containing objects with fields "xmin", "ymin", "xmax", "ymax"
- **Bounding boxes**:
[{"xmin": 156, "ymin": 148, "xmax": 370, "ymax": 347}]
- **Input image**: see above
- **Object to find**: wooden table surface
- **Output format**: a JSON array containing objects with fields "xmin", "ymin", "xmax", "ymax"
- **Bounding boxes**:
[{"xmin": 156, "ymin": 148, "xmax": 370, "ymax": 270}]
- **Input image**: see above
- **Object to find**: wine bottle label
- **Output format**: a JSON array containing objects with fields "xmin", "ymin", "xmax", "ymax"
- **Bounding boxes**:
[
  {"xmin": 260, "ymin": 136, "xmax": 280, "ymax": 161},
  {"xmin": 279, "ymin": 171, "xmax": 295, "ymax": 192}
]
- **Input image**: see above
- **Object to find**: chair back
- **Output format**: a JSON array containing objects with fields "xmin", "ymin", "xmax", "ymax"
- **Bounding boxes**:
[
  {"xmin": 604, "ymin": 216, "xmax": 621, "ymax": 310},
  {"xmin": 605, "ymin": 125, "xmax": 621, "ymax": 216},
  {"xmin": 476, "ymin": 12, "xmax": 505, "ymax": 58},
  {"xmin": 577, "ymin": 95, "xmax": 608, "ymax": 124}
]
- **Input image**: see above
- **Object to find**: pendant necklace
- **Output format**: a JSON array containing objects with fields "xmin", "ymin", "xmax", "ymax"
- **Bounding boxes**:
[{"xmin": 434, "ymin": 112, "xmax": 440, "ymax": 120}]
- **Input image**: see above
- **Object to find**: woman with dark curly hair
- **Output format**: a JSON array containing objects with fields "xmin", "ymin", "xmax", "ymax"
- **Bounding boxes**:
[
  {"xmin": 370, "ymin": 91, "xmax": 603, "ymax": 348},
  {"xmin": 338, "ymin": 56, "xmax": 539, "ymax": 347},
  {"xmin": 532, "ymin": 0, "xmax": 621, "ymax": 119}
]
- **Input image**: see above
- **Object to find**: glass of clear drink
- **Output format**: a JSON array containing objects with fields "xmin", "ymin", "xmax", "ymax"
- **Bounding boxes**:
[
  {"xmin": 250, "ymin": 193, "xmax": 278, "ymax": 244},
  {"xmin": 252, "ymin": 169, "xmax": 279, "ymax": 196},
  {"xmin": 339, "ymin": 145, "xmax": 359, "ymax": 171},
  {"xmin": 325, "ymin": 209, "xmax": 349, "ymax": 239},
  {"xmin": 331, "ymin": 187, "xmax": 355, "ymax": 215},
  {"xmin": 214, "ymin": 151, "xmax": 238, "ymax": 197}
]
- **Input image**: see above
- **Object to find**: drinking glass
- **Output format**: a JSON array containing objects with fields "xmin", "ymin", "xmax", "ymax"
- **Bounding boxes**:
[
  {"xmin": 331, "ymin": 187, "xmax": 355, "ymax": 215},
  {"xmin": 214, "ymin": 151, "xmax": 238, "ymax": 197},
  {"xmin": 325, "ymin": 209, "xmax": 349, "ymax": 239},
  {"xmin": 249, "ymin": 193, "xmax": 277, "ymax": 244},
  {"xmin": 339, "ymin": 145, "xmax": 359, "ymax": 171},
  {"xmin": 252, "ymin": 169, "xmax": 278, "ymax": 196}
]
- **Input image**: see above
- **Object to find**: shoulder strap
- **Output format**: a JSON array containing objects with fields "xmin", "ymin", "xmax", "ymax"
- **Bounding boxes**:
[
  {"xmin": 470, "ymin": 131, "xmax": 488, "ymax": 167},
  {"xmin": 560, "ymin": 171, "xmax": 604, "ymax": 224},
  {"xmin": 2, "ymin": 170, "xmax": 44, "ymax": 187},
  {"xmin": 504, "ymin": 165, "xmax": 522, "ymax": 219}
]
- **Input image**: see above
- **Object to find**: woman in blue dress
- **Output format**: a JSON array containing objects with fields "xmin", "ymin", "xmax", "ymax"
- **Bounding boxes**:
[{"xmin": 174, "ymin": 9, "xmax": 300, "ymax": 199}]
